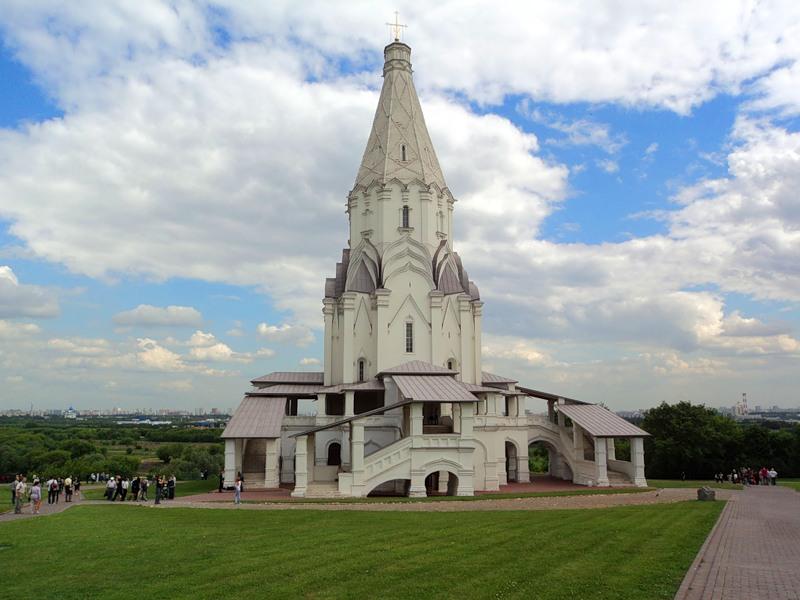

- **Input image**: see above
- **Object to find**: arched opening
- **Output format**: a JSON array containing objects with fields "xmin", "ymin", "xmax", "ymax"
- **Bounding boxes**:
[
  {"xmin": 447, "ymin": 359, "xmax": 455, "ymax": 371},
  {"xmin": 401, "ymin": 144, "xmax": 406, "ymax": 161},
  {"xmin": 425, "ymin": 471, "xmax": 459, "ymax": 496},
  {"xmin": 357, "ymin": 359, "xmax": 365, "ymax": 382},
  {"xmin": 367, "ymin": 479, "xmax": 410, "ymax": 497},
  {"xmin": 528, "ymin": 439, "xmax": 573, "ymax": 482},
  {"xmin": 327, "ymin": 442, "xmax": 341, "ymax": 466},
  {"xmin": 402, "ymin": 205, "xmax": 410, "ymax": 228},
  {"xmin": 505, "ymin": 441, "xmax": 518, "ymax": 483},
  {"xmin": 404, "ymin": 321, "xmax": 414, "ymax": 353}
]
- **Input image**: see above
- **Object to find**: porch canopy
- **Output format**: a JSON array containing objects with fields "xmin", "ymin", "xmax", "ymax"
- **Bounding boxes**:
[
  {"xmin": 557, "ymin": 403, "xmax": 650, "ymax": 438},
  {"xmin": 393, "ymin": 374, "xmax": 478, "ymax": 403},
  {"xmin": 221, "ymin": 396, "xmax": 285, "ymax": 439}
]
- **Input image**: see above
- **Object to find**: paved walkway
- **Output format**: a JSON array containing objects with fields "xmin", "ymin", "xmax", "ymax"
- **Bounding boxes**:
[
  {"xmin": 675, "ymin": 485, "xmax": 800, "ymax": 600},
  {"xmin": 0, "ymin": 491, "xmax": 83, "ymax": 523}
]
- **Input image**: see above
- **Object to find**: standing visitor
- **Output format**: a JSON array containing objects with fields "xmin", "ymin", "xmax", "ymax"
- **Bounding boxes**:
[
  {"xmin": 234, "ymin": 477, "xmax": 242, "ymax": 505},
  {"xmin": 56, "ymin": 477, "xmax": 64, "ymax": 502},
  {"xmin": 218, "ymin": 470, "xmax": 224, "ymax": 493},
  {"xmin": 14, "ymin": 476, "xmax": 26, "ymax": 514},
  {"xmin": 167, "ymin": 476, "xmax": 176, "ymax": 500},
  {"xmin": 238, "ymin": 471, "xmax": 245, "ymax": 492},
  {"xmin": 131, "ymin": 477, "xmax": 140, "ymax": 501},
  {"xmin": 30, "ymin": 479, "xmax": 42, "ymax": 515},
  {"xmin": 140, "ymin": 477, "xmax": 148, "ymax": 501},
  {"xmin": 64, "ymin": 476, "xmax": 73, "ymax": 502},
  {"xmin": 106, "ymin": 477, "xmax": 116, "ymax": 500},
  {"xmin": 154, "ymin": 476, "xmax": 162, "ymax": 505},
  {"xmin": 768, "ymin": 467, "xmax": 778, "ymax": 486},
  {"xmin": 74, "ymin": 478, "xmax": 81, "ymax": 500},
  {"xmin": 120, "ymin": 477, "xmax": 129, "ymax": 501},
  {"xmin": 9, "ymin": 477, "xmax": 17, "ymax": 505},
  {"xmin": 759, "ymin": 466, "xmax": 769, "ymax": 485}
]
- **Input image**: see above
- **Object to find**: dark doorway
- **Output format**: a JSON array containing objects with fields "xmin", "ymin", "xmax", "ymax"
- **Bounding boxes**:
[{"xmin": 327, "ymin": 442, "xmax": 342, "ymax": 466}]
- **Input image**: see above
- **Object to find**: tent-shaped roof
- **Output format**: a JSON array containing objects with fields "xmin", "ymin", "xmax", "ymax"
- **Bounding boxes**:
[
  {"xmin": 482, "ymin": 371, "xmax": 518, "ymax": 385},
  {"xmin": 557, "ymin": 404, "xmax": 649, "ymax": 438},
  {"xmin": 221, "ymin": 396, "xmax": 285, "ymax": 439}
]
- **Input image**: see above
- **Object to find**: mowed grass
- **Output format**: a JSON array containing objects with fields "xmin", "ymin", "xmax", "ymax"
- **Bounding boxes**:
[
  {"xmin": 0, "ymin": 501, "xmax": 722, "ymax": 599},
  {"xmin": 81, "ymin": 478, "xmax": 218, "ymax": 500},
  {"xmin": 648, "ymin": 479, "xmax": 743, "ymax": 490},
  {"xmin": 779, "ymin": 478, "xmax": 800, "ymax": 492}
]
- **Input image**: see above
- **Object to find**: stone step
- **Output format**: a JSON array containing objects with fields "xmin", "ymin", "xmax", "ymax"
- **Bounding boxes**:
[{"xmin": 305, "ymin": 482, "xmax": 344, "ymax": 498}]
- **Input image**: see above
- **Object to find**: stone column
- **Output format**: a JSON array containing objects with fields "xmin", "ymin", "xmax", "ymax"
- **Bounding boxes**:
[
  {"xmin": 631, "ymin": 437, "xmax": 647, "ymax": 487},
  {"xmin": 409, "ymin": 470, "xmax": 426, "ymax": 497},
  {"xmin": 410, "ymin": 402, "xmax": 423, "ymax": 436},
  {"xmin": 344, "ymin": 391, "xmax": 355, "ymax": 417},
  {"xmin": 265, "ymin": 438, "xmax": 280, "ymax": 488},
  {"xmin": 341, "ymin": 427, "xmax": 351, "ymax": 470},
  {"xmin": 473, "ymin": 301, "xmax": 483, "ymax": 384},
  {"xmin": 458, "ymin": 294, "xmax": 474, "ymax": 383},
  {"xmin": 547, "ymin": 400, "xmax": 555, "ymax": 424},
  {"xmin": 375, "ymin": 289, "xmax": 391, "ymax": 371},
  {"xmin": 429, "ymin": 291, "xmax": 443, "ymax": 367},
  {"xmin": 291, "ymin": 435, "xmax": 308, "ymax": 497},
  {"xmin": 341, "ymin": 292, "xmax": 357, "ymax": 382},
  {"xmin": 317, "ymin": 393, "xmax": 327, "ymax": 418},
  {"xmin": 606, "ymin": 438, "xmax": 616, "ymax": 461},
  {"xmin": 224, "ymin": 439, "xmax": 236, "ymax": 487},
  {"xmin": 460, "ymin": 402, "xmax": 474, "ymax": 438},
  {"xmin": 557, "ymin": 398, "xmax": 566, "ymax": 427},
  {"xmin": 323, "ymin": 299, "xmax": 335, "ymax": 385},
  {"xmin": 437, "ymin": 471, "xmax": 449, "ymax": 493},
  {"xmin": 350, "ymin": 422, "xmax": 365, "ymax": 495},
  {"xmin": 594, "ymin": 437, "xmax": 609, "ymax": 487},
  {"xmin": 573, "ymin": 423, "xmax": 584, "ymax": 458}
]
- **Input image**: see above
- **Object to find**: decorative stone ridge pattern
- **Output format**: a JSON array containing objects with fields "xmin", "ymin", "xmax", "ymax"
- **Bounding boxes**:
[{"xmin": 222, "ymin": 40, "xmax": 651, "ymax": 498}]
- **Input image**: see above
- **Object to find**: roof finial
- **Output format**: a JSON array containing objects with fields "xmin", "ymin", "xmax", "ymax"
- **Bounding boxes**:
[{"xmin": 385, "ymin": 11, "xmax": 407, "ymax": 42}]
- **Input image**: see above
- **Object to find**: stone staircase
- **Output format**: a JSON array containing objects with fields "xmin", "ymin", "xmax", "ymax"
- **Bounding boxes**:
[{"xmin": 305, "ymin": 482, "xmax": 344, "ymax": 498}]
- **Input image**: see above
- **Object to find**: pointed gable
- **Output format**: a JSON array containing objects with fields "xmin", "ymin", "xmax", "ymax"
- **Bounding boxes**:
[{"xmin": 355, "ymin": 42, "xmax": 446, "ymax": 190}]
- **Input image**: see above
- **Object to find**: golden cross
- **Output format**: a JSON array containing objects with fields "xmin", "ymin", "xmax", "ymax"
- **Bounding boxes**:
[{"xmin": 385, "ymin": 11, "xmax": 407, "ymax": 41}]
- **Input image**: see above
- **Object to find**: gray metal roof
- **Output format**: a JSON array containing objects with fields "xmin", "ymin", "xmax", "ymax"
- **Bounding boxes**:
[
  {"xmin": 221, "ymin": 396, "xmax": 285, "ymax": 438},
  {"xmin": 379, "ymin": 360, "xmax": 457, "ymax": 376},
  {"xmin": 250, "ymin": 371, "xmax": 324, "ymax": 385},
  {"xmin": 393, "ymin": 374, "xmax": 478, "ymax": 403},
  {"xmin": 481, "ymin": 371, "xmax": 519, "ymax": 384},
  {"xmin": 557, "ymin": 404, "xmax": 650, "ymax": 438},
  {"xmin": 247, "ymin": 384, "xmax": 321, "ymax": 396},
  {"xmin": 318, "ymin": 379, "xmax": 385, "ymax": 394},
  {"xmin": 517, "ymin": 386, "xmax": 589, "ymax": 405},
  {"xmin": 460, "ymin": 382, "xmax": 517, "ymax": 395}
]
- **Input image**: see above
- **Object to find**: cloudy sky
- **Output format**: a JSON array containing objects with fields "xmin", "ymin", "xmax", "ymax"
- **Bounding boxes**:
[{"xmin": 1, "ymin": 1, "xmax": 798, "ymax": 412}]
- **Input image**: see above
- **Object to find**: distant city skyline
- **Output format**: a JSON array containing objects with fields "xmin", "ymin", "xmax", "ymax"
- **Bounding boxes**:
[{"xmin": 1, "ymin": 3, "xmax": 799, "ymax": 410}]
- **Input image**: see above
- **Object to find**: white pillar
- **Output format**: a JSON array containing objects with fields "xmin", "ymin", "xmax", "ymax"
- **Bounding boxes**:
[
  {"xmin": 317, "ymin": 393, "xmax": 327, "ymax": 418},
  {"xmin": 430, "ymin": 291, "xmax": 443, "ymax": 367},
  {"xmin": 473, "ymin": 301, "xmax": 483, "ymax": 384},
  {"xmin": 291, "ymin": 435, "xmax": 308, "ymax": 497},
  {"xmin": 437, "ymin": 471, "xmax": 449, "ymax": 493},
  {"xmin": 265, "ymin": 438, "xmax": 280, "ymax": 488},
  {"xmin": 460, "ymin": 402, "xmax": 474, "ymax": 438},
  {"xmin": 323, "ymin": 299, "xmax": 335, "ymax": 386},
  {"xmin": 341, "ymin": 292, "xmax": 356, "ymax": 382},
  {"xmin": 631, "ymin": 437, "xmax": 647, "ymax": 487},
  {"xmin": 458, "ymin": 295, "xmax": 474, "ymax": 383},
  {"xmin": 573, "ymin": 423, "xmax": 584, "ymax": 459},
  {"xmin": 224, "ymin": 439, "xmax": 236, "ymax": 487},
  {"xmin": 344, "ymin": 391, "xmax": 355, "ymax": 417},
  {"xmin": 410, "ymin": 402, "xmax": 423, "ymax": 436},
  {"xmin": 594, "ymin": 437, "xmax": 609, "ymax": 487},
  {"xmin": 606, "ymin": 438, "xmax": 616, "ymax": 461},
  {"xmin": 350, "ymin": 422, "xmax": 365, "ymax": 495},
  {"xmin": 375, "ymin": 289, "xmax": 391, "ymax": 372}
]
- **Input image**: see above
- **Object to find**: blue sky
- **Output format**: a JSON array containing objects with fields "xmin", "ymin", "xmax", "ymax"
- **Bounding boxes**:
[{"xmin": 0, "ymin": 2, "xmax": 798, "ymax": 411}]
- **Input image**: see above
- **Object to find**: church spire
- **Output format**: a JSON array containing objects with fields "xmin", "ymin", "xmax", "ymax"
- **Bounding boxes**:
[{"xmin": 354, "ymin": 40, "xmax": 447, "ymax": 191}]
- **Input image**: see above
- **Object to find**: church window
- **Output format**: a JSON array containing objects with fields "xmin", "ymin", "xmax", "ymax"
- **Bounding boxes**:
[
  {"xmin": 401, "ymin": 144, "xmax": 406, "ymax": 161},
  {"xmin": 447, "ymin": 359, "xmax": 454, "ymax": 371},
  {"xmin": 402, "ymin": 205, "xmax": 409, "ymax": 228},
  {"xmin": 358, "ymin": 359, "xmax": 365, "ymax": 382},
  {"xmin": 405, "ymin": 321, "xmax": 414, "ymax": 353}
]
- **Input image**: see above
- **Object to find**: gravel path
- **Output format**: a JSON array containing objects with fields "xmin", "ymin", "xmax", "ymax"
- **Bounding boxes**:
[{"xmin": 157, "ymin": 487, "xmax": 733, "ymax": 512}]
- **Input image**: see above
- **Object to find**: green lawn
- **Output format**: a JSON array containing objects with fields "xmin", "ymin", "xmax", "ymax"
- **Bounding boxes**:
[
  {"xmin": 648, "ymin": 479, "xmax": 742, "ymax": 490},
  {"xmin": 0, "ymin": 501, "xmax": 723, "ymax": 599},
  {"xmin": 779, "ymin": 478, "xmax": 800, "ymax": 492},
  {"xmin": 81, "ymin": 478, "xmax": 218, "ymax": 500}
]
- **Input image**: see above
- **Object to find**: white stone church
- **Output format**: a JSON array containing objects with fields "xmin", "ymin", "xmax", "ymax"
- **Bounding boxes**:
[{"xmin": 222, "ymin": 39, "xmax": 649, "ymax": 498}]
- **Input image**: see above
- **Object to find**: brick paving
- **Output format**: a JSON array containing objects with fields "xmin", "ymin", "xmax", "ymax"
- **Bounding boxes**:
[{"xmin": 675, "ymin": 486, "xmax": 800, "ymax": 600}]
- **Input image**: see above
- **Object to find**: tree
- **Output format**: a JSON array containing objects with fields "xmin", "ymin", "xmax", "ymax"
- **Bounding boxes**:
[{"xmin": 156, "ymin": 443, "xmax": 184, "ymax": 464}]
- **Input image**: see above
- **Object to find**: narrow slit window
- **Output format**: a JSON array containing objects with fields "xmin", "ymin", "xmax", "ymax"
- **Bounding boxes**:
[
  {"xmin": 402, "ymin": 205, "xmax": 409, "ymax": 228},
  {"xmin": 401, "ymin": 145, "xmax": 406, "ymax": 161},
  {"xmin": 358, "ymin": 359, "xmax": 365, "ymax": 382},
  {"xmin": 447, "ymin": 359, "xmax": 454, "ymax": 371},
  {"xmin": 405, "ymin": 322, "xmax": 413, "ymax": 353}
]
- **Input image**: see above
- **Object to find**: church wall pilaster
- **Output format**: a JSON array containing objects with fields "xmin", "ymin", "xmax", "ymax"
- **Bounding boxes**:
[
  {"xmin": 458, "ymin": 294, "xmax": 475, "ymax": 383},
  {"xmin": 375, "ymin": 288, "xmax": 391, "ymax": 372},
  {"xmin": 473, "ymin": 301, "xmax": 483, "ymax": 384},
  {"xmin": 341, "ymin": 292, "xmax": 356, "ymax": 382},
  {"xmin": 429, "ymin": 291, "xmax": 443, "ymax": 367},
  {"xmin": 323, "ymin": 299, "xmax": 335, "ymax": 386}
]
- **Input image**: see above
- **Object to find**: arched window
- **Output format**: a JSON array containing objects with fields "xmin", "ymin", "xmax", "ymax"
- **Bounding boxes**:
[
  {"xmin": 447, "ymin": 359, "xmax": 454, "ymax": 371},
  {"xmin": 405, "ymin": 321, "xmax": 414, "ymax": 353},
  {"xmin": 358, "ymin": 359, "xmax": 365, "ymax": 382},
  {"xmin": 327, "ymin": 442, "xmax": 342, "ymax": 466},
  {"xmin": 402, "ymin": 205, "xmax": 409, "ymax": 228},
  {"xmin": 401, "ymin": 144, "xmax": 406, "ymax": 161}
]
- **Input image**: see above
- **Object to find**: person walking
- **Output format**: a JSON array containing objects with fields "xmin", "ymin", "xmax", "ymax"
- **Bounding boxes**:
[
  {"xmin": 234, "ymin": 477, "xmax": 242, "ymax": 505},
  {"xmin": 106, "ymin": 477, "xmax": 116, "ymax": 501},
  {"xmin": 120, "ymin": 477, "xmax": 129, "ymax": 501},
  {"xmin": 14, "ymin": 476, "xmax": 26, "ymax": 514},
  {"xmin": 64, "ymin": 476, "xmax": 73, "ymax": 502},
  {"xmin": 30, "ymin": 479, "xmax": 42, "ymax": 515},
  {"xmin": 140, "ymin": 477, "xmax": 148, "ymax": 501},
  {"xmin": 56, "ymin": 477, "xmax": 64, "ymax": 502},
  {"xmin": 131, "ymin": 477, "xmax": 140, "ymax": 501}
]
